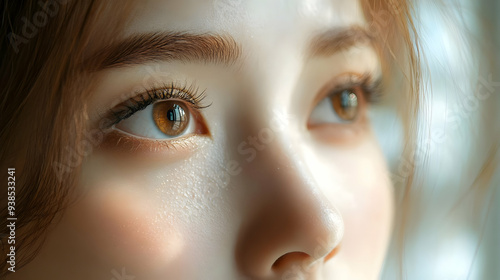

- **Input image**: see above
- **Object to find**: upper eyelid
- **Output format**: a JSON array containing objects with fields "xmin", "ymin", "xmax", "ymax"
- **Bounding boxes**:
[
  {"xmin": 98, "ymin": 73, "xmax": 381, "ymax": 130},
  {"xmin": 314, "ymin": 73, "xmax": 383, "ymax": 106},
  {"xmin": 104, "ymin": 84, "xmax": 209, "ymax": 128}
]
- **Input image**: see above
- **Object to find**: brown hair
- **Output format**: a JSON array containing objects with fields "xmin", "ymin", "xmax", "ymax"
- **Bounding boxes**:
[
  {"xmin": 361, "ymin": 1, "xmax": 422, "ymax": 277},
  {"xmin": 0, "ymin": 1, "xmax": 134, "ymax": 275}
]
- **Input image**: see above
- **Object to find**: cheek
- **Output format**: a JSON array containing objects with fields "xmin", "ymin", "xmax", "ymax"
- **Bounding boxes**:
[
  {"xmin": 341, "ymin": 163, "xmax": 393, "ymax": 260},
  {"xmin": 61, "ymin": 184, "xmax": 185, "ymax": 273},
  {"xmin": 309, "ymin": 138, "xmax": 393, "ymax": 274},
  {"xmin": 60, "ymin": 144, "xmax": 232, "ymax": 277}
]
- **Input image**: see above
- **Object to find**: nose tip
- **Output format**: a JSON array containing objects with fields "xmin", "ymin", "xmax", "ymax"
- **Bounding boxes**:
[{"xmin": 235, "ymin": 160, "xmax": 345, "ymax": 278}]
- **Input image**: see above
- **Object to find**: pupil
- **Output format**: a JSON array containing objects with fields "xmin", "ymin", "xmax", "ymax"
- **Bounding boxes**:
[
  {"xmin": 166, "ymin": 104, "xmax": 185, "ymax": 132},
  {"xmin": 333, "ymin": 90, "xmax": 358, "ymax": 121},
  {"xmin": 341, "ymin": 91, "xmax": 358, "ymax": 109},
  {"xmin": 166, "ymin": 105, "xmax": 179, "ymax": 121}
]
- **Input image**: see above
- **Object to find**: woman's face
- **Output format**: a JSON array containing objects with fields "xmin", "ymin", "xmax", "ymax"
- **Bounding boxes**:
[{"xmin": 14, "ymin": 0, "xmax": 393, "ymax": 279}]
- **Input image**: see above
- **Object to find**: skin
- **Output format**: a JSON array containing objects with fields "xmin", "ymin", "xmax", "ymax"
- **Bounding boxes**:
[{"xmin": 10, "ymin": 0, "xmax": 393, "ymax": 279}]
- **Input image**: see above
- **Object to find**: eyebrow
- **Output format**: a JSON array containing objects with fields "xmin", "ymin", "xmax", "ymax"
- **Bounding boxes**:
[
  {"xmin": 85, "ymin": 32, "xmax": 242, "ymax": 70},
  {"xmin": 309, "ymin": 26, "xmax": 374, "ymax": 57},
  {"xmin": 86, "ymin": 27, "xmax": 371, "ymax": 71}
]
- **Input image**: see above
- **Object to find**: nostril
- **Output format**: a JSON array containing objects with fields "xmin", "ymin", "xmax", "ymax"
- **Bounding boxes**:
[{"xmin": 272, "ymin": 252, "xmax": 311, "ymax": 271}]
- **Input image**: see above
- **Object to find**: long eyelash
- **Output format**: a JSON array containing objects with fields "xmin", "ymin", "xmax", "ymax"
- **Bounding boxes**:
[
  {"xmin": 333, "ymin": 73, "xmax": 384, "ymax": 103},
  {"xmin": 106, "ymin": 82, "xmax": 210, "ymax": 127},
  {"xmin": 360, "ymin": 74, "xmax": 383, "ymax": 103}
]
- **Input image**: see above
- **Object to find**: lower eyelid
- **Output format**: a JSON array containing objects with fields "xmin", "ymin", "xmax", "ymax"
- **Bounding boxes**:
[
  {"xmin": 97, "ymin": 130, "xmax": 206, "ymax": 158},
  {"xmin": 100, "ymin": 90, "xmax": 211, "ymax": 149},
  {"xmin": 308, "ymin": 117, "xmax": 370, "ymax": 146}
]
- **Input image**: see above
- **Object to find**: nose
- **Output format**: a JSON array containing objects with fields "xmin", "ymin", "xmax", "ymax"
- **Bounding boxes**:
[{"xmin": 235, "ymin": 139, "xmax": 344, "ymax": 279}]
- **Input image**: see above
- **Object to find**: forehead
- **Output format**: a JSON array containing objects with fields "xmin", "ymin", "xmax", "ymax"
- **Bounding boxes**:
[{"xmin": 125, "ymin": 0, "xmax": 366, "ymax": 38}]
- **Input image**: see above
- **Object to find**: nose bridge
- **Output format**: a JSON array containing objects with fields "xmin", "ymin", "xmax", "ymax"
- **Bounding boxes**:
[
  {"xmin": 242, "ymin": 135, "xmax": 344, "ymax": 239},
  {"xmin": 234, "ymin": 129, "xmax": 344, "ymax": 277}
]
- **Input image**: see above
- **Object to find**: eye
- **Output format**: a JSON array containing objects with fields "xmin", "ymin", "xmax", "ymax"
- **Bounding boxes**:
[
  {"xmin": 310, "ymin": 88, "xmax": 363, "ymax": 125},
  {"xmin": 105, "ymin": 84, "xmax": 210, "ymax": 142},
  {"xmin": 114, "ymin": 100, "xmax": 197, "ymax": 139}
]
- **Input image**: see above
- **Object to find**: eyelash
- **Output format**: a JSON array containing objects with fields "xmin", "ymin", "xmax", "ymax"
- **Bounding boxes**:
[
  {"xmin": 105, "ymin": 73, "xmax": 382, "ymax": 132},
  {"xmin": 329, "ymin": 73, "xmax": 383, "ymax": 104},
  {"xmin": 106, "ymin": 82, "xmax": 210, "ymax": 127}
]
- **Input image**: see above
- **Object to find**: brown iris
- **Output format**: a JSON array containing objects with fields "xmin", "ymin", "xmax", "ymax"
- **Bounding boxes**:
[
  {"xmin": 330, "ymin": 89, "xmax": 359, "ymax": 121},
  {"xmin": 152, "ymin": 101, "xmax": 190, "ymax": 136}
]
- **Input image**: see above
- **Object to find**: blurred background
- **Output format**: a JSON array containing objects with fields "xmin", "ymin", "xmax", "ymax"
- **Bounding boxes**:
[{"xmin": 371, "ymin": 0, "xmax": 499, "ymax": 279}]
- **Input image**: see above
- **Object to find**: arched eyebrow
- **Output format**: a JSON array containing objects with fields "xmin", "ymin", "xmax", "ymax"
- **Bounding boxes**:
[
  {"xmin": 84, "ymin": 32, "xmax": 242, "ymax": 71},
  {"xmin": 309, "ymin": 26, "xmax": 374, "ymax": 57}
]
